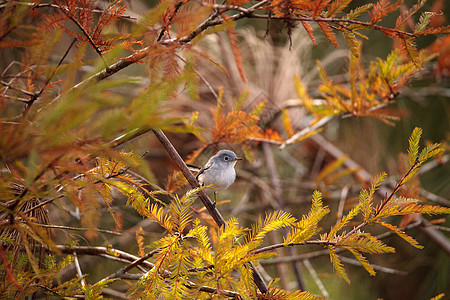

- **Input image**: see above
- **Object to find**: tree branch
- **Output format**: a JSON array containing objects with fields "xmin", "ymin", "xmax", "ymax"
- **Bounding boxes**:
[{"xmin": 254, "ymin": 240, "xmax": 336, "ymax": 255}]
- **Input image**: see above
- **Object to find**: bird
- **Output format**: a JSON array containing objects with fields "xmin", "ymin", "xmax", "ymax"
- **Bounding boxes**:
[{"xmin": 193, "ymin": 150, "xmax": 242, "ymax": 207}]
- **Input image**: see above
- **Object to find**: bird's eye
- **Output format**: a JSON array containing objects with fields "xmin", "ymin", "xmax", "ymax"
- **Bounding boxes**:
[{"xmin": 224, "ymin": 156, "xmax": 229, "ymax": 161}]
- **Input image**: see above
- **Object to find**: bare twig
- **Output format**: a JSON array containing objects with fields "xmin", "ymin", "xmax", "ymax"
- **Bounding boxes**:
[
  {"xmin": 303, "ymin": 259, "xmax": 329, "ymax": 297},
  {"xmin": 337, "ymin": 185, "xmax": 350, "ymax": 220},
  {"xmin": 0, "ymin": 2, "xmax": 138, "ymax": 21},
  {"xmin": 339, "ymin": 256, "xmax": 407, "ymax": 275},
  {"xmin": 59, "ymin": 9, "xmax": 109, "ymax": 69},
  {"xmin": 262, "ymin": 220, "xmax": 425, "ymax": 265},
  {"xmin": 156, "ymin": 0, "xmax": 185, "ymax": 41},
  {"xmin": 33, "ymin": 223, "xmax": 122, "ymax": 235},
  {"xmin": 73, "ymin": 252, "xmax": 86, "ymax": 287},
  {"xmin": 280, "ymin": 115, "xmax": 334, "ymax": 149},
  {"xmin": 263, "ymin": 143, "xmax": 305, "ymax": 290},
  {"xmin": 0, "ymin": 80, "xmax": 36, "ymax": 97},
  {"xmin": 254, "ymin": 240, "xmax": 336, "ymax": 255},
  {"xmin": 102, "ymin": 249, "xmax": 157, "ymax": 281},
  {"xmin": 56, "ymin": 245, "xmax": 154, "ymax": 269},
  {"xmin": 21, "ymin": 38, "xmax": 77, "ymax": 118}
]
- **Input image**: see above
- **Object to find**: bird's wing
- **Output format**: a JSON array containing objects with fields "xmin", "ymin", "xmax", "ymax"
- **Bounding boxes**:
[
  {"xmin": 196, "ymin": 160, "xmax": 213, "ymax": 181},
  {"xmin": 186, "ymin": 163, "xmax": 201, "ymax": 172}
]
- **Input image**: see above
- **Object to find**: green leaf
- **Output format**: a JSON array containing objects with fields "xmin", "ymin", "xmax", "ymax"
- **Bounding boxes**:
[
  {"xmin": 360, "ymin": 189, "xmax": 372, "ymax": 221},
  {"xmin": 415, "ymin": 11, "xmax": 433, "ymax": 32},
  {"xmin": 408, "ymin": 127, "xmax": 422, "ymax": 165},
  {"xmin": 347, "ymin": 248, "xmax": 375, "ymax": 276},
  {"xmin": 344, "ymin": 30, "xmax": 360, "ymax": 58},
  {"xmin": 249, "ymin": 211, "xmax": 296, "ymax": 243},
  {"xmin": 329, "ymin": 246, "xmax": 350, "ymax": 283},
  {"xmin": 377, "ymin": 221, "xmax": 423, "ymax": 249},
  {"xmin": 339, "ymin": 233, "xmax": 395, "ymax": 254},
  {"xmin": 329, "ymin": 203, "xmax": 361, "ymax": 238},
  {"xmin": 418, "ymin": 143, "xmax": 443, "ymax": 162},
  {"xmin": 346, "ymin": 4, "xmax": 373, "ymax": 20}
]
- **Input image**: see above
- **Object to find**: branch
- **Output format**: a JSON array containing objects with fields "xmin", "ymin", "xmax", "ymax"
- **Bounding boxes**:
[
  {"xmin": 32, "ymin": 223, "xmax": 122, "ymax": 236},
  {"xmin": 21, "ymin": 38, "xmax": 77, "ymax": 118},
  {"xmin": 102, "ymin": 249, "xmax": 157, "ymax": 281},
  {"xmin": 56, "ymin": 245, "xmax": 154, "ymax": 269},
  {"xmin": 157, "ymin": 0, "xmax": 185, "ymax": 41},
  {"xmin": 217, "ymin": 12, "xmax": 416, "ymax": 38},
  {"xmin": 254, "ymin": 240, "xmax": 336, "ymax": 255},
  {"xmin": 280, "ymin": 115, "xmax": 335, "ymax": 149},
  {"xmin": 1, "ymin": 2, "xmax": 138, "ymax": 21},
  {"xmin": 339, "ymin": 256, "xmax": 407, "ymax": 275}
]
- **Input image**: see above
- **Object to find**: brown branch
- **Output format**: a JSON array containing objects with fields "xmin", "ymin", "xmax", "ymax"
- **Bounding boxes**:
[
  {"xmin": 21, "ymin": 38, "xmax": 78, "ymax": 118},
  {"xmin": 152, "ymin": 129, "xmax": 224, "ymax": 222},
  {"xmin": 32, "ymin": 223, "xmax": 122, "ymax": 236},
  {"xmin": 0, "ymin": 2, "xmax": 138, "ymax": 21},
  {"xmin": 56, "ymin": 245, "xmax": 154, "ymax": 269},
  {"xmin": 207, "ymin": 7, "xmax": 416, "ymax": 38},
  {"xmin": 102, "ymin": 249, "xmax": 157, "ymax": 281},
  {"xmin": 55, "ymin": 244, "xmax": 242, "ymax": 298},
  {"xmin": 254, "ymin": 240, "xmax": 336, "ymax": 255},
  {"xmin": 157, "ymin": 0, "xmax": 185, "ymax": 41},
  {"xmin": 58, "ymin": 6, "xmax": 109, "ymax": 70}
]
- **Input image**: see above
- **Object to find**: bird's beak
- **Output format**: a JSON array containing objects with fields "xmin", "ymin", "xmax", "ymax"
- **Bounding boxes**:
[{"xmin": 235, "ymin": 157, "xmax": 243, "ymax": 161}]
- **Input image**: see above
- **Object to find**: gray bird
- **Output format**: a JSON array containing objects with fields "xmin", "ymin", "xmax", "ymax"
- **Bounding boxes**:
[{"xmin": 195, "ymin": 150, "xmax": 242, "ymax": 207}]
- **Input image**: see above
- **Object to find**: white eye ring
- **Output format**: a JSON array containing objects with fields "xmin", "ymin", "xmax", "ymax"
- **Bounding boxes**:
[{"xmin": 224, "ymin": 156, "xmax": 229, "ymax": 161}]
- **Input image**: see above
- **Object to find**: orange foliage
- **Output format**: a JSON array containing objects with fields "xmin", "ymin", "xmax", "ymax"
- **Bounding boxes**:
[
  {"xmin": 225, "ymin": 26, "xmax": 247, "ymax": 83},
  {"xmin": 210, "ymin": 109, "xmax": 283, "ymax": 144},
  {"xmin": 211, "ymin": 110, "xmax": 260, "ymax": 143}
]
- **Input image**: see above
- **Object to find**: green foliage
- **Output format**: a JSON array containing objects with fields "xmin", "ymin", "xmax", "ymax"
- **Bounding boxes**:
[{"xmin": 284, "ymin": 191, "xmax": 330, "ymax": 245}]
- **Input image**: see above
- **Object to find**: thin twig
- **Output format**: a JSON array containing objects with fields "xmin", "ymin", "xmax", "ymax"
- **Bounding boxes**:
[
  {"xmin": 56, "ymin": 245, "xmax": 154, "ymax": 268},
  {"xmin": 73, "ymin": 251, "xmax": 86, "ymax": 287},
  {"xmin": 156, "ymin": 0, "xmax": 185, "ymax": 41},
  {"xmin": 337, "ymin": 185, "xmax": 349, "ymax": 220},
  {"xmin": 254, "ymin": 240, "xmax": 336, "ymax": 255},
  {"xmin": 21, "ymin": 38, "xmax": 78, "ymax": 118},
  {"xmin": 102, "ymin": 249, "xmax": 157, "ymax": 281},
  {"xmin": 339, "ymin": 256, "xmax": 407, "ymax": 275},
  {"xmin": 33, "ymin": 223, "xmax": 122, "ymax": 235},
  {"xmin": 0, "ymin": 2, "xmax": 138, "ymax": 20},
  {"xmin": 0, "ymin": 80, "xmax": 36, "ymax": 97},
  {"xmin": 62, "ymin": 11, "xmax": 109, "ymax": 70},
  {"xmin": 303, "ymin": 259, "xmax": 329, "ymax": 298},
  {"xmin": 280, "ymin": 115, "xmax": 334, "ymax": 149},
  {"xmin": 263, "ymin": 143, "xmax": 305, "ymax": 290},
  {"xmin": 262, "ymin": 220, "xmax": 425, "ymax": 266}
]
